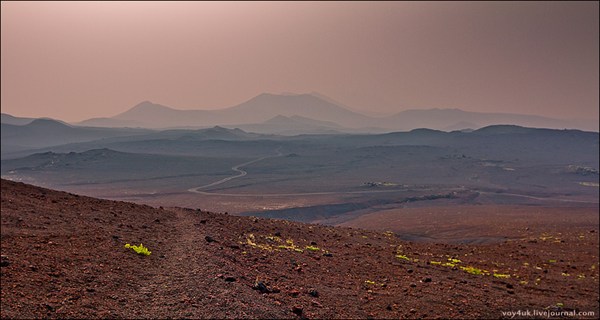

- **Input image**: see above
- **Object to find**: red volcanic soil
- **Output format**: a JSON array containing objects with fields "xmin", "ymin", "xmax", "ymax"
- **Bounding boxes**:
[
  {"xmin": 1, "ymin": 179, "xmax": 599, "ymax": 319},
  {"xmin": 339, "ymin": 205, "xmax": 600, "ymax": 244}
]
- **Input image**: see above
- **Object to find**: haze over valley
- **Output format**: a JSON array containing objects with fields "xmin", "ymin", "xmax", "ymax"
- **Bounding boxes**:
[{"xmin": 2, "ymin": 97, "xmax": 598, "ymax": 232}]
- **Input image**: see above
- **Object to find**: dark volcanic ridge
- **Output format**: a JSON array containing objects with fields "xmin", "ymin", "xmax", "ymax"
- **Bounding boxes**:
[{"xmin": 1, "ymin": 179, "xmax": 599, "ymax": 319}]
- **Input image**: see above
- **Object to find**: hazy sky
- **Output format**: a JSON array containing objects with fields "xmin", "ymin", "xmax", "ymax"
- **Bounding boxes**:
[{"xmin": 1, "ymin": 1, "xmax": 598, "ymax": 122}]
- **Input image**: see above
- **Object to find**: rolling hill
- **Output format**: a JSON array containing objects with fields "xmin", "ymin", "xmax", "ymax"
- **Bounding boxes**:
[
  {"xmin": 0, "ymin": 119, "xmax": 152, "ymax": 159},
  {"xmin": 0, "ymin": 113, "xmax": 36, "ymax": 126}
]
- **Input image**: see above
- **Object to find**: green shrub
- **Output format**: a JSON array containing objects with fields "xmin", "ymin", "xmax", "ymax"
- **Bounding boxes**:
[{"xmin": 125, "ymin": 243, "xmax": 151, "ymax": 256}]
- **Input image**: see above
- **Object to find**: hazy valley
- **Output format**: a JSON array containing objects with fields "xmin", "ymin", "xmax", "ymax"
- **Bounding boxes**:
[{"xmin": 2, "ymin": 93, "xmax": 598, "ymax": 239}]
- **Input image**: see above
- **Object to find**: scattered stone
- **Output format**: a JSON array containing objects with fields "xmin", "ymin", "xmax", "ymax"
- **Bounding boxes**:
[
  {"xmin": 111, "ymin": 235, "xmax": 120, "ymax": 240},
  {"xmin": 274, "ymin": 231, "xmax": 281, "ymax": 237},
  {"xmin": 292, "ymin": 306, "xmax": 303, "ymax": 316},
  {"xmin": 224, "ymin": 276, "xmax": 236, "ymax": 282},
  {"xmin": 507, "ymin": 290, "xmax": 515, "ymax": 294},
  {"xmin": 409, "ymin": 283, "xmax": 417, "ymax": 288},
  {"xmin": 308, "ymin": 289, "xmax": 319, "ymax": 297},
  {"xmin": 386, "ymin": 304, "xmax": 393, "ymax": 311},
  {"xmin": 289, "ymin": 289, "xmax": 300, "ymax": 297},
  {"xmin": 310, "ymin": 241, "xmax": 317, "ymax": 245},
  {"xmin": 407, "ymin": 269, "xmax": 414, "ymax": 273},
  {"xmin": 506, "ymin": 283, "xmax": 514, "ymax": 289},
  {"xmin": 200, "ymin": 220, "xmax": 207, "ymax": 224},
  {"xmin": 252, "ymin": 281, "xmax": 271, "ymax": 294},
  {"xmin": 43, "ymin": 303, "xmax": 55, "ymax": 312},
  {"xmin": 0, "ymin": 255, "xmax": 9, "ymax": 267},
  {"xmin": 323, "ymin": 253, "xmax": 333, "ymax": 257},
  {"xmin": 423, "ymin": 277, "xmax": 432, "ymax": 283},
  {"xmin": 205, "ymin": 236, "xmax": 216, "ymax": 243}
]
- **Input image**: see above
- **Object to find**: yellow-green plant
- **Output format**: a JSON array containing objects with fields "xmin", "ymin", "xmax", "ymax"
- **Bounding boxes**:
[
  {"xmin": 305, "ymin": 245, "xmax": 320, "ymax": 252},
  {"xmin": 124, "ymin": 243, "xmax": 151, "ymax": 256},
  {"xmin": 277, "ymin": 239, "xmax": 304, "ymax": 252},
  {"xmin": 460, "ymin": 266, "xmax": 489, "ymax": 275},
  {"xmin": 396, "ymin": 254, "xmax": 410, "ymax": 261},
  {"xmin": 442, "ymin": 262, "xmax": 457, "ymax": 268}
]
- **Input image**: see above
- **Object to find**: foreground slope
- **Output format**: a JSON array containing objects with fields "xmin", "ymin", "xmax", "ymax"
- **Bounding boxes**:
[{"xmin": 1, "ymin": 180, "xmax": 598, "ymax": 319}]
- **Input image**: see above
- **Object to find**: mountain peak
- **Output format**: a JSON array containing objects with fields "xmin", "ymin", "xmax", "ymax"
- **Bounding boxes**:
[
  {"xmin": 129, "ymin": 101, "xmax": 171, "ymax": 111},
  {"xmin": 115, "ymin": 101, "xmax": 176, "ymax": 121},
  {"xmin": 28, "ymin": 118, "xmax": 71, "ymax": 128}
]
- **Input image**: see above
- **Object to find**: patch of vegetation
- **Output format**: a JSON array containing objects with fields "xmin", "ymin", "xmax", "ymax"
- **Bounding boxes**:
[
  {"xmin": 124, "ymin": 243, "xmax": 151, "ymax": 256},
  {"xmin": 442, "ymin": 262, "xmax": 457, "ymax": 268},
  {"xmin": 364, "ymin": 280, "xmax": 385, "ymax": 287},
  {"xmin": 244, "ymin": 233, "xmax": 275, "ymax": 251},
  {"xmin": 305, "ymin": 245, "xmax": 320, "ymax": 252},
  {"xmin": 265, "ymin": 235, "xmax": 282, "ymax": 242},
  {"xmin": 277, "ymin": 239, "xmax": 304, "ymax": 253},
  {"xmin": 396, "ymin": 254, "xmax": 411, "ymax": 261},
  {"xmin": 460, "ymin": 266, "xmax": 489, "ymax": 276},
  {"xmin": 383, "ymin": 231, "xmax": 394, "ymax": 237},
  {"xmin": 394, "ymin": 245, "xmax": 419, "ymax": 262},
  {"xmin": 492, "ymin": 273, "xmax": 511, "ymax": 279}
]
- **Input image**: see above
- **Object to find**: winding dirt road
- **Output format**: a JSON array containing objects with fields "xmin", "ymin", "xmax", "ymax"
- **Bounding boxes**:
[
  {"xmin": 186, "ymin": 150, "xmax": 420, "ymax": 197},
  {"xmin": 187, "ymin": 152, "xmax": 598, "ymax": 203}
]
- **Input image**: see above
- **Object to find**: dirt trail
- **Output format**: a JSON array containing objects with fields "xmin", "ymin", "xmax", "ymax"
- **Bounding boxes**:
[{"xmin": 133, "ymin": 208, "xmax": 291, "ymax": 319}]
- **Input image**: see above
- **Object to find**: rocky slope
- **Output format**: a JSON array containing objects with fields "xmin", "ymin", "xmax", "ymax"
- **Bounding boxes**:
[{"xmin": 1, "ymin": 179, "xmax": 598, "ymax": 319}]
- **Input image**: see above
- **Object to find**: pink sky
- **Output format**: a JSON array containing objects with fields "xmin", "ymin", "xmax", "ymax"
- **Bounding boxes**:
[{"xmin": 1, "ymin": 1, "xmax": 598, "ymax": 122}]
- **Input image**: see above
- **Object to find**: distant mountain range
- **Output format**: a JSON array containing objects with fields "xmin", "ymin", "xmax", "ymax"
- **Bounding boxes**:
[
  {"xmin": 71, "ymin": 93, "xmax": 597, "ymax": 132},
  {"xmin": 2, "ymin": 92, "xmax": 597, "ymax": 159},
  {"xmin": 0, "ymin": 118, "xmax": 151, "ymax": 157}
]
